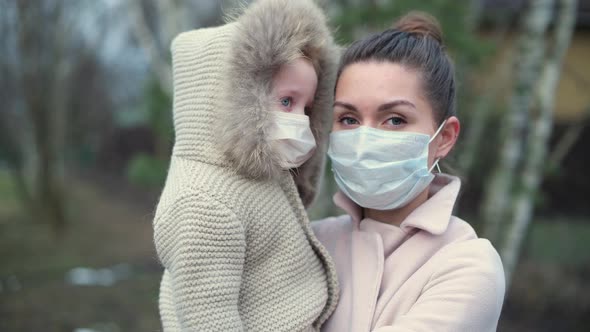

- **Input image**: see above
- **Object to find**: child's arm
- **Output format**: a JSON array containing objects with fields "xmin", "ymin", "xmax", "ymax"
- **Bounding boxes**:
[{"xmin": 155, "ymin": 192, "xmax": 246, "ymax": 331}]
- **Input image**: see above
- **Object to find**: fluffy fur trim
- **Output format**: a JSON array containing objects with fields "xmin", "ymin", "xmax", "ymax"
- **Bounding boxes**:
[{"xmin": 217, "ymin": 0, "xmax": 339, "ymax": 207}]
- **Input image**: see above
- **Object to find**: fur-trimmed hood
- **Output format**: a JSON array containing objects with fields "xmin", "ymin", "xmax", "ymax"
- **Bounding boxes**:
[
  {"xmin": 169, "ymin": 0, "xmax": 338, "ymax": 207},
  {"xmin": 216, "ymin": 0, "xmax": 338, "ymax": 207}
]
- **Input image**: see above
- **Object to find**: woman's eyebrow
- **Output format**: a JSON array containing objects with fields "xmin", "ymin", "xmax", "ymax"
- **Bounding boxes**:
[
  {"xmin": 377, "ymin": 100, "xmax": 416, "ymax": 112},
  {"xmin": 333, "ymin": 101, "xmax": 358, "ymax": 112}
]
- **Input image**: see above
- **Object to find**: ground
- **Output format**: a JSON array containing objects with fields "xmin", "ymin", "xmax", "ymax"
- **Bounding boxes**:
[
  {"xmin": 0, "ymin": 170, "xmax": 161, "ymax": 332},
  {"xmin": 0, "ymin": 169, "xmax": 589, "ymax": 331}
]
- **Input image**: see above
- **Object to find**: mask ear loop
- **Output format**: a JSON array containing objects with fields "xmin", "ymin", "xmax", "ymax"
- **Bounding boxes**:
[
  {"xmin": 428, "ymin": 119, "xmax": 447, "ymax": 174},
  {"xmin": 428, "ymin": 119, "xmax": 447, "ymax": 143},
  {"xmin": 429, "ymin": 158, "xmax": 442, "ymax": 173}
]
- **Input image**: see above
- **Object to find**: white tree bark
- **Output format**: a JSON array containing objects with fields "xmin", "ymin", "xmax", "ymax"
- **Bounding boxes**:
[
  {"xmin": 480, "ymin": 0, "xmax": 554, "ymax": 243},
  {"xmin": 501, "ymin": 0, "xmax": 577, "ymax": 286}
]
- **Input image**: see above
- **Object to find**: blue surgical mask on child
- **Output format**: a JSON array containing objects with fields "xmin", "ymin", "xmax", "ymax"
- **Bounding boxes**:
[{"xmin": 327, "ymin": 120, "xmax": 447, "ymax": 210}]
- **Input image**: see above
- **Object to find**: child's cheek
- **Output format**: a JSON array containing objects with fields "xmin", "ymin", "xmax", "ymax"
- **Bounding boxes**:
[{"xmin": 289, "ymin": 105, "xmax": 305, "ymax": 115}]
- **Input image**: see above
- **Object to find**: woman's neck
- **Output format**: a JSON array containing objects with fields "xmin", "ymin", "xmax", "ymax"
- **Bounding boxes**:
[{"xmin": 364, "ymin": 188, "xmax": 430, "ymax": 227}]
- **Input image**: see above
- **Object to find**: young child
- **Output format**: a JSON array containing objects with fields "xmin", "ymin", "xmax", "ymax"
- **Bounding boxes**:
[
  {"xmin": 153, "ymin": 0, "xmax": 339, "ymax": 331},
  {"xmin": 266, "ymin": 57, "xmax": 320, "ymax": 170}
]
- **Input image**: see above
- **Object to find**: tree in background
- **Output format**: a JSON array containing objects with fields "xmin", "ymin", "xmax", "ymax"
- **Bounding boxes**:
[
  {"xmin": 491, "ymin": 0, "xmax": 578, "ymax": 285},
  {"xmin": 481, "ymin": 0, "xmax": 555, "ymax": 246},
  {"xmin": 457, "ymin": 2, "xmax": 519, "ymax": 179},
  {"xmin": 0, "ymin": 0, "xmax": 117, "ymax": 234},
  {"xmin": 1, "ymin": 0, "xmax": 75, "ymax": 233}
]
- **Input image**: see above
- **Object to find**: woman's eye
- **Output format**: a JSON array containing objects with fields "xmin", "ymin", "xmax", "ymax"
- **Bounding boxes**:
[
  {"xmin": 280, "ymin": 97, "xmax": 292, "ymax": 108},
  {"xmin": 340, "ymin": 117, "xmax": 359, "ymax": 126},
  {"xmin": 387, "ymin": 117, "xmax": 406, "ymax": 126}
]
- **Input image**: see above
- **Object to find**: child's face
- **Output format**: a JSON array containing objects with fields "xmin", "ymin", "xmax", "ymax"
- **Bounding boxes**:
[{"xmin": 271, "ymin": 57, "xmax": 317, "ymax": 115}]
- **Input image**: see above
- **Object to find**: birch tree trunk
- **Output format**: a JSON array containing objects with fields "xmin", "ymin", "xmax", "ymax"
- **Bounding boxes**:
[
  {"xmin": 501, "ymin": 0, "xmax": 577, "ymax": 286},
  {"xmin": 15, "ymin": 0, "xmax": 71, "ymax": 233},
  {"xmin": 480, "ymin": 0, "xmax": 554, "ymax": 243}
]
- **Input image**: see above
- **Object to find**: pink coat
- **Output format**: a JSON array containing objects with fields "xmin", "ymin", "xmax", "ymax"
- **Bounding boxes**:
[{"xmin": 312, "ymin": 174, "xmax": 505, "ymax": 332}]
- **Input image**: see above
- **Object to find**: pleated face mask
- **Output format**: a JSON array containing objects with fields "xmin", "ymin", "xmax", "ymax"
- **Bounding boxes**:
[
  {"xmin": 268, "ymin": 112, "xmax": 317, "ymax": 169},
  {"xmin": 328, "ymin": 120, "xmax": 446, "ymax": 210}
]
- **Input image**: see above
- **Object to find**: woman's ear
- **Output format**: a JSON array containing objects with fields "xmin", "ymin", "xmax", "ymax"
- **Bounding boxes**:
[{"xmin": 435, "ymin": 116, "xmax": 460, "ymax": 159}]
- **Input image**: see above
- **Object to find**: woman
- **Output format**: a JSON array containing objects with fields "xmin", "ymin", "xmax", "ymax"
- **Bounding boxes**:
[{"xmin": 312, "ymin": 12, "xmax": 505, "ymax": 332}]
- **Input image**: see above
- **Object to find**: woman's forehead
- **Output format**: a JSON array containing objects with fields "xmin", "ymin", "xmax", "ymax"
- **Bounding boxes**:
[{"xmin": 335, "ymin": 62, "xmax": 428, "ymax": 111}]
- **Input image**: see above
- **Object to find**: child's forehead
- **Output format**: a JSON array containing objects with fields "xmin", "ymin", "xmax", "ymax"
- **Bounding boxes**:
[
  {"xmin": 273, "ymin": 60, "xmax": 317, "ymax": 88},
  {"xmin": 285, "ymin": 57, "xmax": 316, "ymax": 71}
]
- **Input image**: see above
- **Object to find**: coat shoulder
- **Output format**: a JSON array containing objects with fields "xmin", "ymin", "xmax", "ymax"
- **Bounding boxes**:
[
  {"xmin": 437, "ymin": 216, "xmax": 504, "ymax": 279},
  {"xmin": 445, "ymin": 216, "xmax": 479, "ymax": 239},
  {"xmin": 430, "ymin": 216, "xmax": 506, "ymax": 300},
  {"xmin": 431, "ymin": 235, "xmax": 506, "ymax": 305},
  {"xmin": 437, "ymin": 237, "xmax": 504, "ymax": 273}
]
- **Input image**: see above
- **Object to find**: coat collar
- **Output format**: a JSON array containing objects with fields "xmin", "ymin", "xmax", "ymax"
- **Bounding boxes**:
[{"xmin": 333, "ymin": 173, "xmax": 461, "ymax": 235}]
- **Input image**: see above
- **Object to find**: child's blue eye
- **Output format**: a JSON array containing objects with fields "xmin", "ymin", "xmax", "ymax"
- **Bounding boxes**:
[{"xmin": 280, "ymin": 97, "xmax": 292, "ymax": 107}]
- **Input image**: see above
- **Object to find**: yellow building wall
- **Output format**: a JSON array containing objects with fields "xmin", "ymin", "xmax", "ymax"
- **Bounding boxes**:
[{"xmin": 554, "ymin": 30, "xmax": 590, "ymax": 122}]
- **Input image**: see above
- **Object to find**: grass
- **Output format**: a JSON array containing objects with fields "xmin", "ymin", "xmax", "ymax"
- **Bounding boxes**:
[
  {"xmin": 526, "ymin": 218, "xmax": 590, "ymax": 266},
  {"xmin": 0, "ymin": 170, "xmax": 161, "ymax": 332},
  {"xmin": 0, "ymin": 169, "xmax": 19, "ymax": 218}
]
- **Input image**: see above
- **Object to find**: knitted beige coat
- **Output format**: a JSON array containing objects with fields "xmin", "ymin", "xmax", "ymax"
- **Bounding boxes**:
[{"xmin": 153, "ymin": 0, "xmax": 339, "ymax": 331}]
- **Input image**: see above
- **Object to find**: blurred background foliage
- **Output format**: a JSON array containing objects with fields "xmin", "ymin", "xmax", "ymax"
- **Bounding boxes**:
[{"xmin": 1, "ymin": 0, "xmax": 589, "ymax": 331}]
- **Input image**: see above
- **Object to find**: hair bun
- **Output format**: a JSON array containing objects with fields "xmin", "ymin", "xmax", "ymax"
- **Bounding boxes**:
[{"xmin": 393, "ymin": 11, "xmax": 443, "ymax": 45}]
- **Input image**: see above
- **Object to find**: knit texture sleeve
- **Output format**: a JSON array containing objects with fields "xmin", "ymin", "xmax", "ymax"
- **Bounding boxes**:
[
  {"xmin": 372, "ymin": 239, "xmax": 505, "ymax": 332},
  {"xmin": 154, "ymin": 192, "xmax": 246, "ymax": 331}
]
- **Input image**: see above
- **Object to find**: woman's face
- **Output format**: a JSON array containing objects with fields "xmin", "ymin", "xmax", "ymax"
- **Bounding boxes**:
[
  {"xmin": 333, "ymin": 61, "xmax": 437, "ymax": 133},
  {"xmin": 333, "ymin": 61, "xmax": 459, "ymax": 165}
]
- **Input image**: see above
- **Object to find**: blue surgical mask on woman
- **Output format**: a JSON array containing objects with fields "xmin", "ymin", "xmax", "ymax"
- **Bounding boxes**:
[{"xmin": 328, "ymin": 120, "xmax": 446, "ymax": 210}]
